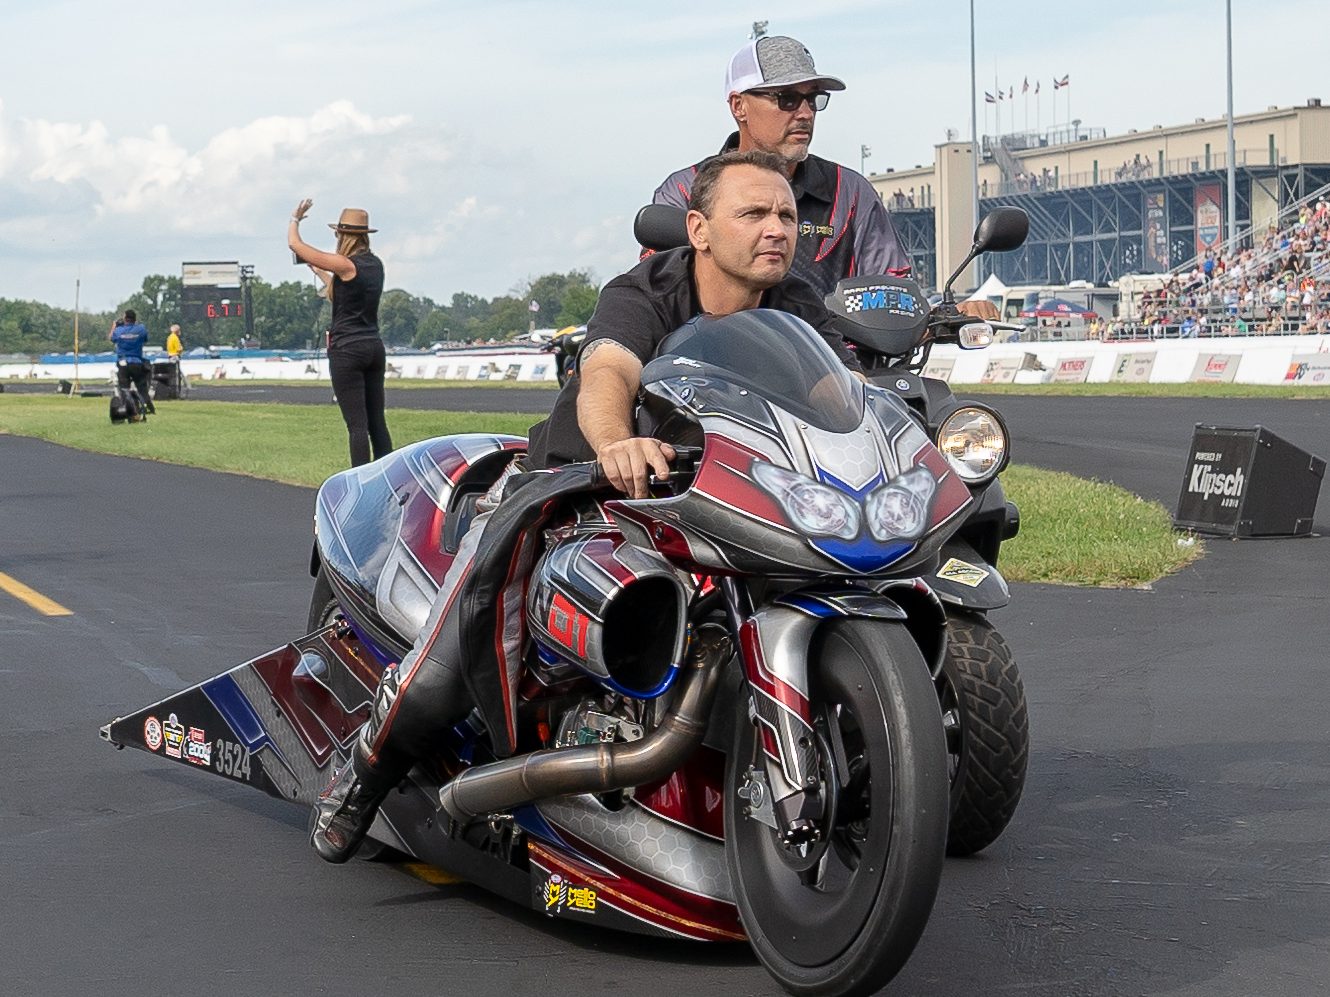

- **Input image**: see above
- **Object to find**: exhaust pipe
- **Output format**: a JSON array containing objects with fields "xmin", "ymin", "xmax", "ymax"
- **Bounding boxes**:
[{"xmin": 438, "ymin": 624, "xmax": 732, "ymax": 823}]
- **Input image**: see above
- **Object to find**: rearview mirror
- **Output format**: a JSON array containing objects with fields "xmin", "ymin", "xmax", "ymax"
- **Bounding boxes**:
[{"xmin": 972, "ymin": 208, "xmax": 1029, "ymax": 254}]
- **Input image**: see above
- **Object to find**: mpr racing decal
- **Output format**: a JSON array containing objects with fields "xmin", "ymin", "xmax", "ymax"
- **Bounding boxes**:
[{"xmin": 937, "ymin": 557, "xmax": 989, "ymax": 587}]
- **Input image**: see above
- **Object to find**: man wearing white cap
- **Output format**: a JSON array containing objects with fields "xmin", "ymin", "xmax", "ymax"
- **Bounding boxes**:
[{"xmin": 650, "ymin": 35, "xmax": 910, "ymax": 297}]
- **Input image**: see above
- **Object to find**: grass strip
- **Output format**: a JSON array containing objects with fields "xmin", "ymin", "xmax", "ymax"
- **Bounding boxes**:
[
  {"xmin": 0, "ymin": 394, "xmax": 1200, "ymax": 587},
  {"xmin": 999, "ymin": 464, "xmax": 1201, "ymax": 586},
  {"xmin": 0, "ymin": 394, "xmax": 536, "ymax": 488}
]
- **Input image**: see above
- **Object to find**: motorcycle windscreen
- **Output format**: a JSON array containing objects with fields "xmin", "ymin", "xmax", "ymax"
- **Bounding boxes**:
[{"xmin": 642, "ymin": 310, "xmax": 864, "ymax": 434}]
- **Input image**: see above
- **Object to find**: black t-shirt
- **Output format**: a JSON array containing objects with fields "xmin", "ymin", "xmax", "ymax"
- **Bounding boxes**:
[
  {"xmin": 527, "ymin": 247, "xmax": 863, "ymax": 469},
  {"xmin": 330, "ymin": 251, "xmax": 384, "ymax": 344}
]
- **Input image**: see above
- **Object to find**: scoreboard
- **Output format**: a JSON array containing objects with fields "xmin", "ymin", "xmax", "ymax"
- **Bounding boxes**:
[{"xmin": 181, "ymin": 261, "xmax": 244, "ymax": 324}]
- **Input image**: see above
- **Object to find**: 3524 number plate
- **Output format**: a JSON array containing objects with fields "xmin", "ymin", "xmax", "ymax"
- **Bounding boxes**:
[{"xmin": 213, "ymin": 739, "xmax": 252, "ymax": 780}]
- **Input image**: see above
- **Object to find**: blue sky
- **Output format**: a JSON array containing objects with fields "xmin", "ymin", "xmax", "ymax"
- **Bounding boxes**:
[{"xmin": 2, "ymin": 0, "xmax": 1324, "ymax": 311}]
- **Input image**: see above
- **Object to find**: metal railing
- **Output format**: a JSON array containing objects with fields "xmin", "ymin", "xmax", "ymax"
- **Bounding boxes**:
[{"xmin": 985, "ymin": 148, "xmax": 1272, "ymax": 199}]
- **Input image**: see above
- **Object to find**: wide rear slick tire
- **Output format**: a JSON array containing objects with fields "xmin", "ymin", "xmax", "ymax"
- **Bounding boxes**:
[
  {"xmin": 939, "ymin": 612, "xmax": 1029, "ymax": 857},
  {"xmin": 726, "ymin": 620, "xmax": 949, "ymax": 997},
  {"xmin": 307, "ymin": 567, "xmax": 340, "ymax": 634}
]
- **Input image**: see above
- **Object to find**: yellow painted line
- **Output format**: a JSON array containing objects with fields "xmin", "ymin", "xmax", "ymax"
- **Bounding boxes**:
[
  {"xmin": 402, "ymin": 861, "xmax": 462, "ymax": 886},
  {"xmin": 0, "ymin": 570, "xmax": 73, "ymax": 616}
]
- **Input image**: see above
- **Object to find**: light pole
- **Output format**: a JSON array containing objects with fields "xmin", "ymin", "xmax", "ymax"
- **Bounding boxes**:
[
  {"xmin": 969, "ymin": 0, "xmax": 980, "ymax": 270},
  {"xmin": 1225, "ymin": 0, "xmax": 1237, "ymax": 248},
  {"xmin": 860, "ymin": 144, "xmax": 872, "ymax": 176}
]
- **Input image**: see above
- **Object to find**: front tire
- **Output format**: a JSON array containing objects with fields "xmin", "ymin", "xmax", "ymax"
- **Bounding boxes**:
[
  {"xmin": 726, "ymin": 620, "xmax": 948, "ymax": 996},
  {"xmin": 937, "ymin": 612, "xmax": 1029, "ymax": 857}
]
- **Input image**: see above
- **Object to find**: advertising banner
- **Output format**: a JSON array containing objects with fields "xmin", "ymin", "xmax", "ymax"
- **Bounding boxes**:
[
  {"xmin": 1111, "ymin": 352, "xmax": 1156, "ymax": 383},
  {"xmin": 979, "ymin": 357, "xmax": 1021, "ymax": 384},
  {"xmin": 1194, "ymin": 183, "xmax": 1223, "ymax": 256},
  {"xmin": 921, "ymin": 357, "xmax": 955, "ymax": 381},
  {"xmin": 1143, "ymin": 192, "xmax": 1169, "ymax": 271},
  {"xmin": 1190, "ymin": 353, "xmax": 1240, "ymax": 383},
  {"xmin": 1051, "ymin": 357, "xmax": 1093, "ymax": 383},
  {"xmin": 1284, "ymin": 353, "xmax": 1330, "ymax": 384}
]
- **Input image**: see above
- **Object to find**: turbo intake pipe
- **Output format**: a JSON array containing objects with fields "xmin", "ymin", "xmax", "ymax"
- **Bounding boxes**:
[{"xmin": 438, "ymin": 624, "xmax": 732, "ymax": 823}]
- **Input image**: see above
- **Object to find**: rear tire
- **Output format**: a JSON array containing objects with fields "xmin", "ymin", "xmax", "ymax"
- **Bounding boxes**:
[
  {"xmin": 726, "ymin": 620, "xmax": 948, "ymax": 996},
  {"xmin": 307, "ymin": 567, "xmax": 340, "ymax": 634},
  {"xmin": 938, "ymin": 612, "xmax": 1029, "ymax": 857}
]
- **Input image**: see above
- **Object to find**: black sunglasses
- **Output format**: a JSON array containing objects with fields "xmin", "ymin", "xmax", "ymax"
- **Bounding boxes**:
[{"xmin": 750, "ymin": 89, "xmax": 830, "ymax": 112}]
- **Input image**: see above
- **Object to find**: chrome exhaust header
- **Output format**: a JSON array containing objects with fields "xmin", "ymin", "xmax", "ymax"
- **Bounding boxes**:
[{"xmin": 438, "ymin": 624, "xmax": 732, "ymax": 823}]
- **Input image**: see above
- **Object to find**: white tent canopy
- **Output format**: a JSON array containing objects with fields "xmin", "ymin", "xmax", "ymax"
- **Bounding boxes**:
[{"xmin": 967, "ymin": 272, "xmax": 1008, "ymax": 301}]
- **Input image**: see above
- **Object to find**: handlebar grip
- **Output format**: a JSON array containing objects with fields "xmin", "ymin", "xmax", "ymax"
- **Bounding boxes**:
[{"xmin": 588, "ymin": 461, "xmax": 608, "ymax": 488}]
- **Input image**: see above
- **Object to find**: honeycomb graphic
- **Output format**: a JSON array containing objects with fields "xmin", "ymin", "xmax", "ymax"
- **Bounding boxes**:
[{"xmin": 538, "ymin": 796, "xmax": 733, "ymax": 901}]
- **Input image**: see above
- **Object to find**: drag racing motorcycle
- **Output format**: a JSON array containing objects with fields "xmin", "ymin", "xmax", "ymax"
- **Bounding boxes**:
[{"xmin": 103, "ymin": 208, "xmax": 1028, "ymax": 995}]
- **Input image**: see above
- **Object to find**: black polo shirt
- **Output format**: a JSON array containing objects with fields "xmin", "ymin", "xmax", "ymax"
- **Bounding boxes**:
[
  {"xmin": 649, "ymin": 133, "xmax": 910, "ymax": 298},
  {"xmin": 527, "ymin": 247, "xmax": 862, "ymax": 469}
]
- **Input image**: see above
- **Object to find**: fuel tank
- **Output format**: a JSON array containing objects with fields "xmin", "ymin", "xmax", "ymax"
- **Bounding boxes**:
[{"xmin": 314, "ymin": 434, "xmax": 527, "ymax": 660}]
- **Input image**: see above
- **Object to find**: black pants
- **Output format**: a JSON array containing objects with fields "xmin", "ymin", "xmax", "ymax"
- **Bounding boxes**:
[
  {"xmin": 116, "ymin": 362, "xmax": 155, "ymax": 413},
  {"xmin": 329, "ymin": 337, "xmax": 392, "ymax": 466}
]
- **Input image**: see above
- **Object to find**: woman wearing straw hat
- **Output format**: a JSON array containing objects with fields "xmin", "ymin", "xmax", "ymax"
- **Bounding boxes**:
[{"xmin": 289, "ymin": 199, "xmax": 392, "ymax": 466}]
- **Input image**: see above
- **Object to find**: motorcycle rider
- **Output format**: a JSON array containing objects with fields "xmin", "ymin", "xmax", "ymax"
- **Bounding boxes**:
[
  {"xmin": 648, "ymin": 35, "xmax": 910, "ymax": 297},
  {"xmin": 311, "ymin": 149, "xmax": 864, "ymax": 862}
]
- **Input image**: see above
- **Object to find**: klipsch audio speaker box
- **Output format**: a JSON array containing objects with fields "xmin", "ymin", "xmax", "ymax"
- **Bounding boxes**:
[{"xmin": 1174, "ymin": 425, "xmax": 1325, "ymax": 537}]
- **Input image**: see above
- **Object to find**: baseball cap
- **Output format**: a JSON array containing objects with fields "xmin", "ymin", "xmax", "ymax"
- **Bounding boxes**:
[{"xmin": 724, "ymin": 35, "xmax": 846, "ymax": 99}]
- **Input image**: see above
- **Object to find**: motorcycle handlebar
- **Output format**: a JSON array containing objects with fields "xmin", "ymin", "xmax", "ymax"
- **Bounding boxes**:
[{"xmin": 584, "ymin": 445, "xmax": 704, "ymax": 493}]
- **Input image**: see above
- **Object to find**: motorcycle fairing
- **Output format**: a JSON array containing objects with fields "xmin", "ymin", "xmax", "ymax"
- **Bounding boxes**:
[
  {"xmin": 610, "ymin": 379, "xmax": 972, "ymax": 578},
  {"xmin": 315, "ymin": 433, "xmax": 527, "ymax": 660}
]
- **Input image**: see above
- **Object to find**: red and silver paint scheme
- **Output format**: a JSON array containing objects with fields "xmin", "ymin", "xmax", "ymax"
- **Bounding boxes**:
[
  {"xmin": 313, "ymin": 433, "xmax": 526, "ymax": 660},
  {"xmin": 526, "ymin": 529, "xmax": 694, "ymax": 699}
]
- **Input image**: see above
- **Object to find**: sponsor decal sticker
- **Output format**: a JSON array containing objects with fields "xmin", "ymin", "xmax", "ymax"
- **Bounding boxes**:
[
  {"xmin": 1188, "ymin": 460, "xmax": 1245, "ymax": 508},
  {"xmin": 543, "ymin": 873, "xmax": 597, "ymax": 915},
  {"xmin": 937, "ymin": 557, "xmax": 989, "ymax": 587},
  {"xmin": 185, "ymin": 727, "xmax": 213, "ymax": 767},
  {"xmin": 162, "ymin": 713, "xmax": 185, "ymax": 759},
  {"xmin": 143, "ymin": 716, "xmax": 163, "ymax": 752},
  {"xmin": 842, "ymin": 285, "xmax": 917, "ymax": 316},
  {"xmin": 798, "ymin": 221, "xmax": 835, "ymax": 238}
]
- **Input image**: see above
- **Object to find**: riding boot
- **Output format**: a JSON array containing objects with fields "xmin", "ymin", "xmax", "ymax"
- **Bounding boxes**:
[{"xmin": 308, "ymin": 743, "xmax": 397, "ymax": 864}]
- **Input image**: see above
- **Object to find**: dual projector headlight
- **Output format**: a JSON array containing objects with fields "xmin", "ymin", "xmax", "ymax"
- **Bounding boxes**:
[{"xmin": 748, "ymin": 404, "xmax": 1008, "ymax": 542}]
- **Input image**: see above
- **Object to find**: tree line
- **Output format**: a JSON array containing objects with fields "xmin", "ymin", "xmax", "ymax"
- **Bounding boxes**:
[{"xmin": 0, "ymin": 270, "xmax": 600, "ymax": 356}]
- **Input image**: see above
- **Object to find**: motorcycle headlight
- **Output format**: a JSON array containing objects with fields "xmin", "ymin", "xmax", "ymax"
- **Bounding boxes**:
[
  {"xmin": 866, "ymin": 467, "xmax": 936, "ymax": 541},
  {"xmin": 937, "ymin": 406, "xmax": 1009, "ymax": 483},
  {"xmin": 751, "ymin": 461, "xmax": 861, "ymax": 540}
]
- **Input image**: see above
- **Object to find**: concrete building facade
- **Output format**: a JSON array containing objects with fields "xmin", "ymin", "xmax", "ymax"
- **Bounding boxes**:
[{"xmin": 868, "ymin": 102, "xmax": 1330, "ymax": 290}]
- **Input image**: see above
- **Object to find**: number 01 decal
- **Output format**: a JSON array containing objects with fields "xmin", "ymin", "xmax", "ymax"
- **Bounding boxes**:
[{"xmin": 213, "ymin": 739, "xmax": 253, "ymax": 780}]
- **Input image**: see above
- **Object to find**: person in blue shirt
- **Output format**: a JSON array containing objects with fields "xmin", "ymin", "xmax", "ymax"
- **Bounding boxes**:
[{"xmin": 109, "ymin": 309, "xmax": 155, "ymax": 413}]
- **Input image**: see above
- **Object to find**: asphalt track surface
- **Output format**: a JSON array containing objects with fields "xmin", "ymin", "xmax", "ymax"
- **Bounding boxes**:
[{"xmin": 3, "ymin": 392, "xmax": 1328, "ymax": 997}]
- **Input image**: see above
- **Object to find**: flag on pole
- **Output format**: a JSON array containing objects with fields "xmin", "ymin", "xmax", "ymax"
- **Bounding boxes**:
[
  {"xmin": 1053, "ymin": 74, "xmax": 1070, "ymax": 89},
  {"xmin": 1035, "ymin": 80, "xmax": 1040, "ymax": 94},
  {"xmin": 1022, "ymin": 77, "xmax": 1029, "ymax": 94},
  {"xmin": 997, "ymin": 89, "xmax": 1004, "ymax": 101},
  {"xmin": 984, "ymin": 91, "xmax": 996, "ymax": 104},
  {"xmin": 1008, "ymin": 86, "xmax": 1014, "ymax": 99}
]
